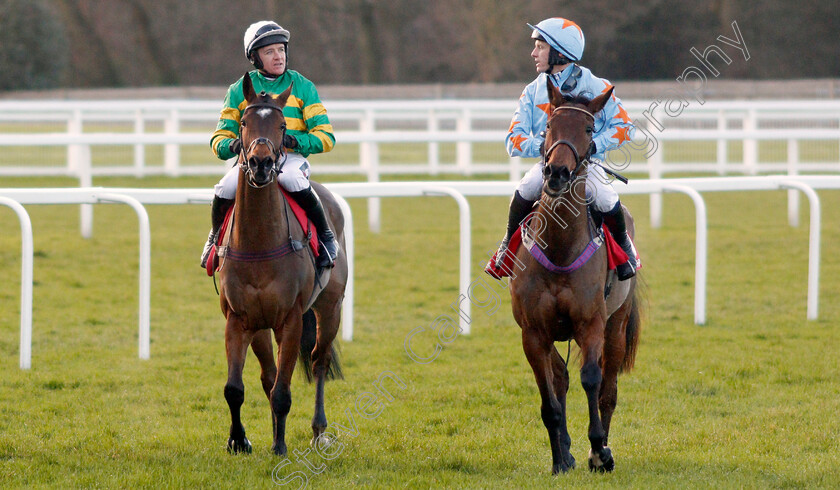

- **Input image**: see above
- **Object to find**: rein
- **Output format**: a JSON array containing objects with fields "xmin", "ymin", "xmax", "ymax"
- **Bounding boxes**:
[
  {"xmin": 223, "ymin": 99, "xmax": 302, "ymax": 263},
  {"xmin": 542, "ymin": 106, "xmax": 595, "ymax": 183},
  {"xmin": 528, "ymin": 105, "xmax": 603, "ymax": 274}
]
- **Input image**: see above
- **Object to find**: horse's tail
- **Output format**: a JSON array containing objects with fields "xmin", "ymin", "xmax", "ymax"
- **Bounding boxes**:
[
  {"xmin": 298, "ymin": 309, "xmax": 344, "ymax": 383},
  {"xmin": 620, "ymin": 275, "xmax": 645, "ymax": 373}
]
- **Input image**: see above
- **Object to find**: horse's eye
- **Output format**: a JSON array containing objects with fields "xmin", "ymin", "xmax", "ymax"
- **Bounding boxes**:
[
  {"xmin": 241, "ymin": 121, "xmax": 247, "ymax": 128},
  {"xmin": 586, "ymin": 126, "xmax": 593, "ymax": 134}
]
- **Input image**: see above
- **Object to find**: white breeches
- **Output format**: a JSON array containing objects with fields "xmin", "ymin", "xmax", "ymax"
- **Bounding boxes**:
[
  {"xmin": 515, "ymin": 161, "xmax": 619, "ymax": 212},
  {"xmin": 214, "ymin": 153, "xmax": 312, "ymax": 199}
]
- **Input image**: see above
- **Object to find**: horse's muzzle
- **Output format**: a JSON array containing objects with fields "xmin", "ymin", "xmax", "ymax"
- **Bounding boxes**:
[
  {"xmin": 248, "ymin": 155, "xmax": 278, "ymax": 187},
  {"xmin": 543, "ymin": 164, "xmax": 571, "ymax": 197}
]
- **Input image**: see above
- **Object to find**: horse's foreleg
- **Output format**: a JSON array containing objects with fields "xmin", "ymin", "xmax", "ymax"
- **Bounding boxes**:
[
  {"xmin": 224, "ymin": 316, "xmax": 253, "ymax": 454},
  {"xmin": 251, "ymin": 329, "xmax": 278, "ymax": 439},
  {"xmin": 251, "ymin": 330, "xmax": 277, "ymax": 400},
  {"xmin": 578, "ymin": 319, "xmax": 613, "ymax": 472},
  {"xmin": 522, "ymin": 329, "xmax": 574, "ymax": 474},
  {"xmin": 549, "ymin": 344, "xmax": 575, "ymax": 468},
  {"xmin": 271, "ymin": 313, "xmax": 302, "ymax": 457}
]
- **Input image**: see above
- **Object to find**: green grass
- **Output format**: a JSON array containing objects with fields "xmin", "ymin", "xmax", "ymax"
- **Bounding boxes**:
[{"xmin": 1, "ymin": 174, "xmax": 839, "ymax": 488}]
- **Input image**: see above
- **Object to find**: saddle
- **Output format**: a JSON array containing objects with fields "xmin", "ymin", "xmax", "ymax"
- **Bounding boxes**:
[{"xmin": 205, "ymin": 187, "xmax": 320, "ymax": 277}]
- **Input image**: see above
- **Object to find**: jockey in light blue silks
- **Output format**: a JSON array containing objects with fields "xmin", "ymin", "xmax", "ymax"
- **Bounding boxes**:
[{"xmin": 491, "ymin": 17, "xmax": 639, "ymax": 280}]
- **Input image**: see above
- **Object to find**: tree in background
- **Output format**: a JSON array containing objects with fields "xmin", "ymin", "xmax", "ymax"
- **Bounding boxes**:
[
  {"xmin": 0, "ymin": 0, "xmax": 837, "ymax": 90},
  {"xmin": 0, "ymin": 0, "xmax": 70, "ymax": 90}
]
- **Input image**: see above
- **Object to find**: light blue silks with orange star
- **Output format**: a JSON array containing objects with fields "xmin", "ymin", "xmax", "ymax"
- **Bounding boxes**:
[{"xmin": 505, "ymin": 63, "xmax": 635, "ymax": 161}]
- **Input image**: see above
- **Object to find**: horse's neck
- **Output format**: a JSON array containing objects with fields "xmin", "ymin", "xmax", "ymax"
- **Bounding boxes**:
[
  {"xmin": 233, "ymin": 180, "xmax": 289, "ymax": 250},
  {"xmin": 532, "ymin": 190, "xmax": 592, "ymax": 264}
]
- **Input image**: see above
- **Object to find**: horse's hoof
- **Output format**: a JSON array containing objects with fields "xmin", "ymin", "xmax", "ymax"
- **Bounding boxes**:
[
  {"xmin": 227, "ymin": 436, "xmax": 252, "ymax": 454},
  {"xmin": 551, "ymin": 454, "xmax": 576, "ymax": 474},
  {"xmin": 588, "ymin": 446, "xmax": 614, "ymax": 472},
  {"xmin": 310, "ymin": 433, "xmax": 331, "ymax": 448},
  {"xmin": 272, "ymin": 443, "xmax": 288, "ymax": 457}
]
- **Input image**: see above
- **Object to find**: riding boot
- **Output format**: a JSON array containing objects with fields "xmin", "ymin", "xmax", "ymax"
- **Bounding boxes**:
[
  {"xmin": 603, "ymin": 201, "xmax": 638, "ymax": 281},
  {"xmin": 493, "ymin": 191, "xmax": 536, "ymax": 268},
  {"xmin": 288, "ymin": 187, "xmax": 339, "ymax": 269},
  {"xmin": 199, "ymin": 196, "xmax": 234, "ymax": 268}
]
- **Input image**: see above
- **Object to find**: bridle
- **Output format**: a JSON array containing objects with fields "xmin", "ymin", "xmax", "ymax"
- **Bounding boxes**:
[
  {"xmin": 542, "ymin": 106, "xmax": 595, "ymax": 184},
  {"xmin": 237, "ymin": 101, "xmax": 288, "ymax": 188}
]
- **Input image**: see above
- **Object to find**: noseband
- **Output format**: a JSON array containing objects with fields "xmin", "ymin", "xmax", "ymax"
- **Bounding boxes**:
[
  {"xmin": 542, "ymin": 106, "xmax": 595, "ymax": 184},
  {"xmin": 237, "ymin": 102, "xmax": 288, "ymax": 188}
]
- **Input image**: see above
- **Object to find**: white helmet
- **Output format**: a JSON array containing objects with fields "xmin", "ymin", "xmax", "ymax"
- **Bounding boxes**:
[
  {"xmin": 528, "ymin": 17, "xmax": 585, "ymax": 62},
  {"xmin": 243, "ymin": 21, "xmax": 290, "ymax": 67}
]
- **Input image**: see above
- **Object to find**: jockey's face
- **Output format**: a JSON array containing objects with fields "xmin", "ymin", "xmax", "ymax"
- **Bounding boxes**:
[
  {"xmin": 257, "ymin": 43, "xmax": 286, "ymax": 77},
  {"xmin": 531, "ymin": 40, "xmax": 551, "ymax": 74},
  {"xmin": 531, "ymin": 39, "xmax": 567, "ymax": 75}
]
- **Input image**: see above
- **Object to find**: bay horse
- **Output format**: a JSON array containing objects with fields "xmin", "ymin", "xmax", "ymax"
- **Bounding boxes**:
[
  {"xmin": 509, "ymin": 82, "xmax": 642, "ymax": 474},
  {"xmin": 219, "ymin": 74, "xmax": 347, "ymax": 456}
]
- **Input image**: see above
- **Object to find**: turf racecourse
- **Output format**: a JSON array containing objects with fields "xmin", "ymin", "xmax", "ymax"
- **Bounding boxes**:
[{"xmin": 1, "ymin": 174, "xmax": 839, "ymax": 488}]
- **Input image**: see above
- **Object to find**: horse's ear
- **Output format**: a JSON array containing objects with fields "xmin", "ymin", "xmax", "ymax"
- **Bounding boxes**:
[
  {"xmin": 274, "ymin": 82, "xmax": 293, "ymax": 107},
  {"xmin": 588, "ymin": 86, "xmax": 614, "ymax": 115},
  {"xmin": 242, "ymin": 73, "xmax": 256, "ymax": 103},
  {"xmin": 547, "ymin": 81, "xmax": 565, "ymax": 110}
]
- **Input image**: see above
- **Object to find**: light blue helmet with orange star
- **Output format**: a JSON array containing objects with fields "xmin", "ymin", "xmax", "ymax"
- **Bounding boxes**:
[{"xmin": 528, "ymin": 17, "xmax": 585, "ymax": 62}]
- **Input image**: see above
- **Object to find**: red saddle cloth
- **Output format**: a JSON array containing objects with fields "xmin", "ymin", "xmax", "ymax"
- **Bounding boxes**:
[
  {"xmin": 484, "ymin": 224, "xmax": 638, "ymax": 279},
  {"xmin": 205, "ymin": 187, "xmax": 320, "ymax": 276}
]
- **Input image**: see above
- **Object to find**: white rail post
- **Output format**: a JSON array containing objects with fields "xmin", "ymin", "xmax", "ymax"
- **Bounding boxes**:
[
  {"xmin": 164, "ymin": 109, "xmax": 180, "ymax": 176},
  {"xmin": 456, "ymin": 108, "xmax": 471, "ymax": 175},
  {"xmin": 743, "ymin": 109, "xmax": 758, "ymax": 175},
  {"xmin": 360, "ymin": 110, "xmax": 381, "ymax": 232},
  {"xmin": 133, "ymin": 109, "xmax": 145, "ymax": 178},
  {"xmin": 0, "ymin": 198, "xmax": 34, "ymax": 369},
  {"xmin": 96, "ymin": 193, "xmax": 152, "ymax": 359},
  {"xmin": 648, "ymin": 143, "xmax": 664, "ymax": 228},
  {"xmin": 423, "ymin": 187, "xmax": 472, "ymax": 335},
  {"xmin": 67, "ymin": 110, "xmax": 93, "ymax": 238},
  {"xmin": 777, "ymin": 180, "xmax": 820, "ymax": 320},
  {"xmin": 67, "ymin": 109, "xmax": 82, "ymax": 176},
  {"xmin": 428, "ymin": 109, "xmax": 439, "ymax": 175},
  {"xmin": 333, "ymin": 195, "xmax": 355, "ymax": 341},
  {"xmin": 662, "ymin": 185, "xmax": 708, "ymax": 325},
  {"xmin": 78, "ymin": 144, "xmax": 93, "ymax": 238},
  {"xmin": 787, "ymin": 138, "xmax": 800, "ymax": 227},
  {"xmin": 716, "ymin": 110, "xmax": 727, "ymax": 175}
]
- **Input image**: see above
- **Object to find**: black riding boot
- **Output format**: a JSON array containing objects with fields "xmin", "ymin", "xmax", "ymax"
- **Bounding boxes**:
[
  {"xmin": 493, "ymin": 191, "xmax": 536, "ymax": 268},
  {"xmin": 288, "ymin": 187, "xmax": 339, "ymax": 269},
  {"xmin": 200, "ymin": 196, "xmax": 234, "ymax": 268},
  {"xmin": 603, "ymin": 201, "xmax": 638, "ymax": 281}
]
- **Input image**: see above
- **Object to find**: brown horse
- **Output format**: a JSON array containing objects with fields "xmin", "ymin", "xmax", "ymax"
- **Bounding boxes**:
[
  {"xmin": 219, "ymin": 74, "xmax": 347, "ymax": 456},
  {"xmin": 509, "ymin": 83, "xmax": 642, "ymax": 474}
]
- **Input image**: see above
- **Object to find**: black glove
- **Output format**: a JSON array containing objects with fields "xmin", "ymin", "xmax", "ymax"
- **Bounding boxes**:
[
  {"xmin": 228, "ymin": 138, "xmax": 242, "ymax": 155},
  {"xmin": 283, "ymin": 133, "xmax": 297, "ymax": 149}
]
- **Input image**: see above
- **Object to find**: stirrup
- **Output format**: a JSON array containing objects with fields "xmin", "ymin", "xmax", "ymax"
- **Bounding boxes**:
[
  {"xmin": 200, "ymin": 229, "xmax": 218, "ymax": 269},
  {"xmin": 615, "ymin": 234, "xmax": 637, "ymax": 281},
  {"xmin": 316, "ymin": 236, "xmax": 338, "ymax": 269},
  {"xmin": 615, "ymin": 261, "xmax": 636, "ymax": 281}
]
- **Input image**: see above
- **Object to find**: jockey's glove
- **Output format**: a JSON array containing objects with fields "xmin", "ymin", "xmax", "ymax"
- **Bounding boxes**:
[{"xmin": 229, "ymin": 138, "xmax": 242, "ymax": 155}]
